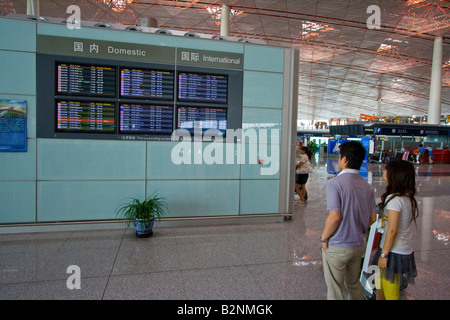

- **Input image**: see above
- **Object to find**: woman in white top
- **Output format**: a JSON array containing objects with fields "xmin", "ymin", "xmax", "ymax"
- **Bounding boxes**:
[
  {"xmin": 373, "ymin": 160, "xmax": 419, "ymax": 300},
  {"xmin": 295, "ymin": 147, "xmax": 312, "ymax": 203}
]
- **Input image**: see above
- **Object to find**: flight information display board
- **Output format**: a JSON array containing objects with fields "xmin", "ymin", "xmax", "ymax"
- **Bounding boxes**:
[
  {"xmin": 37, "ymin": 54, "xmax": 242, "ymax": 140},
  {"xmin": 178, "ymin": 72, "xmax": 228, "ymax": 104},
  {"xmin": 56, "ymin": 63, "xmax": 116, "ymax": 97},
  {"xmin": 177, "ymin": 106, "xmax": 227, "ymax": 134},
  {"xmin": 119, "ymin": 103, "xmax": 173, "ymax": 134},
  {"xmin": 56, "ymin": 100, "xmax": 115, "ymax": 133},
  {"xmin": 120, "ymin": 68, "xmax": 174, "ymax": 100}
]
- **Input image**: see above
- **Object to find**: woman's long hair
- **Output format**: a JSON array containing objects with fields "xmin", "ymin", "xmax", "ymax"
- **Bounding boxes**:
[
  {"xmin": 301, "ymin": 147, "xmax": 312, "ymax": 161},
  {"xmin": 379, "ymin": 160, "xmax": 419, "ymax": 226}
]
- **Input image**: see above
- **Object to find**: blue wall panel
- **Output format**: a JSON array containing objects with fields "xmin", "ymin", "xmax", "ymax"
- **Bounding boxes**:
[
  {"xmin": 147, "ymin": 141, "xmax": 240, "ymax": 180},
  {"xmin": 0, "ymin": 140, "xmax": 36, "ymax": 181},
  {"xmin": 37, "ymin": 181, "xmax": 145, "ymax": 221},
  {"xmin": 37, "ymin": 139, "xmax": 146, "ymax": 181},
  {"xmin": 146, "ymin": 180, "xmax": 240, "ymax": 217},
  {"xmin": 0, "ymin": 182, "xmax": 36, "ymax": 223},
  {"xmin": 0, "ymin": 51, "xmax": 35, "ymax": 95},
  {"xmin": 0, "ymin": 19, "xmax": 36, "ymax": 52},
  {"xmin": 244, "ymin": 44, "xmax": 284, "ymax": 72},
  {"xmin": 239, "ymin": 180, "xmax": 279, "ymax": 215},
  {"xmin": 243, "ymin": 71, "xmax": 284, "ymax": 109}
]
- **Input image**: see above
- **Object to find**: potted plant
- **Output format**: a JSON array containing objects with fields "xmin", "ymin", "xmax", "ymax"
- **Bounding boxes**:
[
  {"xmin": 307, "ymin": 140, "xmax": 318, "ymax": 154},
  {"xmin": 116, "ymin": 192, "xmax": 168, "ymax": 238}
]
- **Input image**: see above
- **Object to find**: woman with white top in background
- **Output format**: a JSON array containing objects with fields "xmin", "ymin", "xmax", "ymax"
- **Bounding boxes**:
[{"xmin": 295, "ymin": 147, "xmax": 312, "ymax": 203}]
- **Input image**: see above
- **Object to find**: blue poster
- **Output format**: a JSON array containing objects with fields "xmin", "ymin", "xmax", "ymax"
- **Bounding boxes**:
[
  {"xmin": 0, "ymin": 99, "xmax": 27, "ymax": 152},
  {"xmin": 327, "ymin": 158, "xmax": 368, "ymax": 179},
  {"xmin": 328, "ymin": 139, "xmax": 347, "ymax": 155},
  {"xmin": 360, "ymin": 137, "xmax": 370, "ymax": 161}
]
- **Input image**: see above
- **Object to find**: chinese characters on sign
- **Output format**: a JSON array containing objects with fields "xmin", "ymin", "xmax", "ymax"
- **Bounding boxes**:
[{"xmin": 73, "ymin": 41, "xmax": 99, "ymax": 54}]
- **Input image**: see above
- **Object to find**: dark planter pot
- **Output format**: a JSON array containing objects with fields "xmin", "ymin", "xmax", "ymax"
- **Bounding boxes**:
[{"xmin": 134, "ymin": 218, "xmax": 155, "ymax": 238}]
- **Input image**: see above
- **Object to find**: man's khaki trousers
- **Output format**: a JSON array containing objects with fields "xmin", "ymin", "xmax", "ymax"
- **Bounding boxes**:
[{"xmin": 322, "ymin": 246, "xmax": 365, "ymax": 300}]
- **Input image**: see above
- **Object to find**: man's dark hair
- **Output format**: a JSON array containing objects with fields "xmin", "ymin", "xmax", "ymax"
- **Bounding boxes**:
[{"xmin": 339, "ymin": 141, "xmax": 366, "ymax": 170}]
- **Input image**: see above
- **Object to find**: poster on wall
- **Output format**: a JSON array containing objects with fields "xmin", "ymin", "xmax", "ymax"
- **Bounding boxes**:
[
  {"xmin": 360, "ymin": 137, "xmax": 370, "ymax": 161},
  {"xmin": 328, "ymin": 139, "xmax": 347, "ymax": 155},
  {"xmin": 0, "ymin": 99, "xmax": 27, "ymax": 152}
]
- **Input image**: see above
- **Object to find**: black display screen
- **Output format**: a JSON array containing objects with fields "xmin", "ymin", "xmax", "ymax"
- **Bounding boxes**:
[
  {"xmin": 177, "ymin": 106, "xmax": 227, "ymax": 134},
  {"xmin": 56, "ymin": 100, "xmax": 115, "ymax": 133},
  {"xmin": 178, "ymin": 72, "xmax": 228, "ymax": 104},
  {"xmin": 37, "ymin": 54, "xmax": 243, "ymax": 140},
  {"xmin": 119, "ymin": 103, "xmax": 173, "ymax": 134},
  {"xmin": 120, "ymin": 68, "xmax": 174, "ymax": 100},
  {"xmin": 56, "ymin": 63, "xmax": 116, "ymax": 97}
]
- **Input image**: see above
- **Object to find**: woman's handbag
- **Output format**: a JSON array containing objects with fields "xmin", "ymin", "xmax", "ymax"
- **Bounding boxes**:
[{"xmin": 297, "ymin": 161, "xmax": 314, "ymax": 174}]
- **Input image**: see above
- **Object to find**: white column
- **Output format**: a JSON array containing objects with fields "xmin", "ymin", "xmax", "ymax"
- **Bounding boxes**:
[
  {"xmin": 27, "ymin": 0, "xmax": 39, "ymax": 16},
  {"xmin": 220, "ymin": 4, "xmax": 230, "ymax": 36},
  {"xmin": 428, "ymin": 36, "xmax": 443, "ymax": 125},
  {"xmin": 140, "ymin": 17, "xmax": 158, "ymax": 28},
  {"xmin": 377, "ymin": 99, "xmax": 382, "ymax": 117}
]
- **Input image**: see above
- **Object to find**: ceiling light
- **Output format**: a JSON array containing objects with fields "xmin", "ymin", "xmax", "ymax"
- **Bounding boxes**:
[
  {"xmin": 377, "ymin": 43, "xmax": 397, "ymax": 52},
  {"xmin": 301, "ymin": 21, "xmax": 334, "ymax": 39},
  {"xmin": 406, "ymin": 0, "xmax": 425, "ymax": 5},
  {"xmin": 302, "ymin": 21, "xmax": 328, "ymax": 33},
  {"xmin": 384, "ymin": 37, "xmax": 409, "ymax": 44},
  {"xmin": 102, "ymin": 0, "xmax": 133, "ymax": 12}
]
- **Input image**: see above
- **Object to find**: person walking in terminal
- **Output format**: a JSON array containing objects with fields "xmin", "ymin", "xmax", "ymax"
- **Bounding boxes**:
[
  {"xmin": 295, "ymin": 147, "xmax": 312, "ymax": 203},
  {"xmin": 372, "ymin": 160, "xmax": 418, "ymax": 300},
  {"xmin": 321, "ymin": 141, "xmax": 377, "ymax": 300},
  {"xmin": 426, "ymin": 146, "xmax": 433, "ymax": 164},
  {"xmin": 418, "ymin": 144, "xmax": 425, "ymax": 164}
]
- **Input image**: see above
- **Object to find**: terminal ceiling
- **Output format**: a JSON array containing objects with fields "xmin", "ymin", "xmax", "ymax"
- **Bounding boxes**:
[{"xmin": 1, "ymin": 0, "xmax": 449, "ymax": 122}]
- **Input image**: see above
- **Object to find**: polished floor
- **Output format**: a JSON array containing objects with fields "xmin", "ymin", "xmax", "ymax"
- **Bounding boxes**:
[{"xmin": 0, "ymin": 159, "xmax": 449, "ymax": 300}]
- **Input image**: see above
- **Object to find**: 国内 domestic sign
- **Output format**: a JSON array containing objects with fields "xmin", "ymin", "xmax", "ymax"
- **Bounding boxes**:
[
  {"xmin": 36, "ymin": 35, "xmax": 176, "ymax": 64},
  {"xmin": 36, "ymin": 35, "xmax": 243, "ymax": 69}
]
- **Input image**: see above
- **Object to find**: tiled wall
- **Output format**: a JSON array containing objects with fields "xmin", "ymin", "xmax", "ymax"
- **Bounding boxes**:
[{"xmin": 0, "ymin": 18, "xmax": 288, "ymax": 224}]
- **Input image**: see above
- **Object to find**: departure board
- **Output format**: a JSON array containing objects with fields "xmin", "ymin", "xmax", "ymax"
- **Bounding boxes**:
[
  {"xmin": 177, "ymin": 106, "xmax": 227, "ymax": 134},
  {"xmin": 178, "ymin": 72, "xmax": 228, "ymax": 104},
  {"xmin": 120, "ymin": 68, "xmax": 174, "ymax": 100},
  {"xmin": 120, "ymin": 103, "xmax": 173, "ymax": 134},
  {"xmin": 56, "ymin": 63, "xmax": 116, "ymax": 97},
  {"xmin": 56, "ymin": 100, "xmax": 115, "ymax": 132}
]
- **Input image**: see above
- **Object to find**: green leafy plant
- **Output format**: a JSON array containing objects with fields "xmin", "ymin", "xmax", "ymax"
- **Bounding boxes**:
[
  {"xmin": 116, "ymin": 193, "xmax": 167, "ymax": 227},
  {"xmin": 307, "ymin": 140, "xmax": 318, "ymax": 153}
]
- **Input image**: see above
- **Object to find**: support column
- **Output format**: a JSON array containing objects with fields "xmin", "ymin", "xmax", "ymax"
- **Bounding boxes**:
[
  {"xmin": 27, "ymin": 0, "xmax": 39, "ymax": 16},
  {"xmin": 140, "ymin": 17, "xmax": 158, "ymax": 28},
  {"xmin": 377, "ymin": 99, "xmax": 382, "ymax": 118},
  {"xmin": 428, "ymin": 36, "xmax": 443, "ymax": 125},
  {"xmin": 220, "ymin": 4, "xmax": 230, "ymax": 36}
]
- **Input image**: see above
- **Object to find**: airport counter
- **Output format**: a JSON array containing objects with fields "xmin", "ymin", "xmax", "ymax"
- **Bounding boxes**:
[
  {"xmin": 430, "ymin": 149, "xmax": 450, "ymax": 163},
  {"xmin": 404, "ymin": 148, "xmax": 450, "ymax": 163}
]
